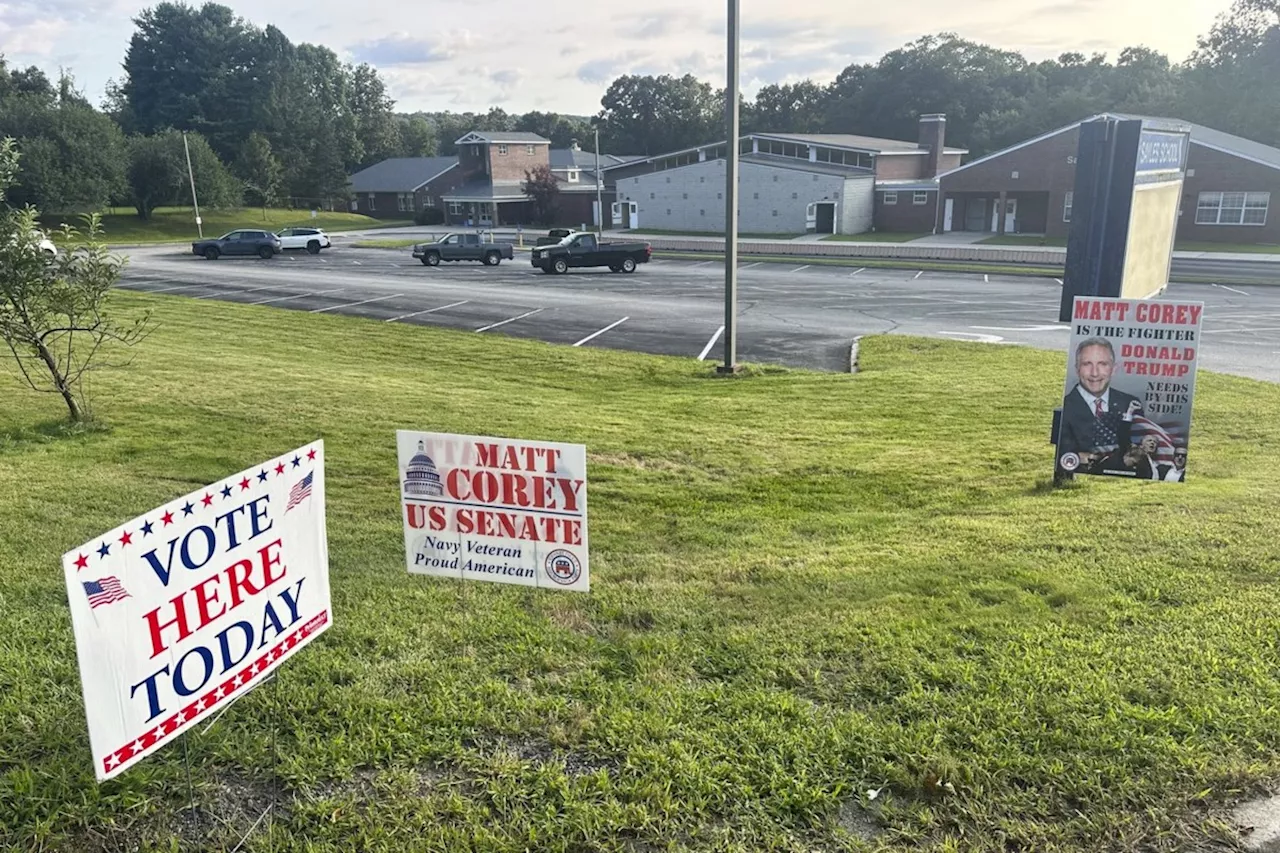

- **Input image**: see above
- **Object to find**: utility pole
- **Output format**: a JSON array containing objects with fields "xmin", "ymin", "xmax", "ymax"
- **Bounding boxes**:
[
  {"xmin": 182, "ymin": 131, "xmax": 203, "ymax": 239},
  {"xmin": 594, "ymin": 126, "xmax": 604, "ymax": 238},
  {"xmin": 719, "ymin": 0, "xmax": 741, "ymax": 374}
]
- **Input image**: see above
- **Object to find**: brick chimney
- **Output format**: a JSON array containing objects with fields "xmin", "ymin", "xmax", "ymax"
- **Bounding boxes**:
[{"xmin": 918, "ymin": 114, "xmax": 946, "ymax": 178}]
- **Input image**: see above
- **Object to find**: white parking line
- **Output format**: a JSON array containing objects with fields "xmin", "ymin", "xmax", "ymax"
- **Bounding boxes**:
[
  {"xmin": 984, "ymin": 274, "xmax": 990, "ymax": 283},
  {"xmin": 740, "ymin": 262, "xmax": 761, "ymax": 270},
  {"xmin": 691, "ymin": 260, "xmax": 713, "ymax": 267},
  {"xmin": 1212, "ymin": 283, "xmax": 1249, "ymax": 296},
  {"xmin": 913, "ymin": 271, "xmax": 923, "ymax": 280},
  {"xmin": 476, "ymin": 308, "xmax": 544, "ymax": 333},
  {"xmin": 850, "ymin": 268, "xmax": 865, "ymax": 277},
  {"xmin": 310, "ymin": 293, "xmax": 403, "ymax": 314},
  {"xmin": 792, "ymin": 265, "xmax": 810, "ymax": 273},
  {"xmin": 351, "ymin": 261, "xmax": 362, "ymax": 265},
  {"xmin": 250, "ymin": 288, "xmax": 341, "ymax": 305},
  {"xmin": 386, "ymin": 300, "xmax": 470, "ymax": 323},
  {"xmin": 195, "ymin": 284, "xmax": 280, "ymax": 300},
  {"xmin": 573, "ymin": 316, "xmax": 629, "ymax": 347},
  {"xmin": 141, "ymin": 283, "xmax": 207, "ymax": 294},
  {"xmin": 698, "ymin": 325, "xmax": 725, "ymax": 361},
  {"xmin": 1055, "ymin": 278, "xmax": 1064, "ymax": 285}
]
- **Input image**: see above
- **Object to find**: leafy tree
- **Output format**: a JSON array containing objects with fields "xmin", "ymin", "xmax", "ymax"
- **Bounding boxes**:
[
  {"xmin": 127, "ymin": 129, "xmax": 238, "ymax": 219},
  {"xmin": 397, "ymin": 115, "xmax": 437, "ymax": 157},
  {"xmin": 747, "ymin": 81, "xmax": 827, "ymax": 134},
  {"xmin": 522, "ymin": 164, "xmax": 559, "ymax": 225},
  {"xmin": 595, "ymin": 74, "xmax": 720, "ymax": 154},
  {"xmin": 0, "ymin": 138, "xmax": 153, "ymax": 423},
  {"xmin": 236, "ymin": 132, "xmax": 282, "ymax": 210},
  {"xmin": 515, "ymin": 110, "xmax": 593, "ymax": 149}
]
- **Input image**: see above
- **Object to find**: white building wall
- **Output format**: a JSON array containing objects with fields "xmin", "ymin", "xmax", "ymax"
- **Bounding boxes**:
[{"xmin": 617, "ymin": 159, "xmax": 874, "ymax": 235}]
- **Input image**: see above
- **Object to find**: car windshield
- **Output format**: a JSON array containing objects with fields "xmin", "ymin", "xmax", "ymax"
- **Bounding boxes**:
[{"xmin": 219, "ymin": 232, "xmax": 237, "ymax": 240}]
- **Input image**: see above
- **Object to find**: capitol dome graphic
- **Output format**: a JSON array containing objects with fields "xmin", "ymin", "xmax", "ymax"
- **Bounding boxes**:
[{"xmin": 404, "ymin": 441, "xmax": 443, "ymax": 497}]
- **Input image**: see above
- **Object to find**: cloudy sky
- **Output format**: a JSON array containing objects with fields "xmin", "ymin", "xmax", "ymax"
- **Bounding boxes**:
[{"xmin": 1, "ymin": 0, "xmax": 1235, "ymax": 115}]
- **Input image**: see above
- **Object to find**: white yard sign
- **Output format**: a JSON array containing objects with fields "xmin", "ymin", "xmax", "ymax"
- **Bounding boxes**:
[
  {"xmin": 62, "ymin": 441, "xmax": 331, "ymax": 781},
  {"xmin": 397, "ymin": 431, "xmax": 589, "ymax": 592}
]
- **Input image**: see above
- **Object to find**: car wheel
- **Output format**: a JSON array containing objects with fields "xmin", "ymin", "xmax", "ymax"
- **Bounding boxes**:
[
  {"xmin": 552, "ymin": 258, "xmax": 569, "ymax": 275},
  {"xmin": 258, "ymin": 246, "xmax": 274, "ymax": 259},
  {"xmin": 621, "ymin": 257, "xmax": 637, "ymax": 273},
  {"xmin": 306, "ymin": 241, "xmax": 321, "ymax": 254},
  {"xmin": 204, "ymin": 247, "xmax": 220, "ymax": 261},
  {"xmin": 425, "ymin": 251, "xmax": 441, "ymax": 267},
  {"xmin": 485, "ymin": 251, "xmax": 500, "ymax": 266}
]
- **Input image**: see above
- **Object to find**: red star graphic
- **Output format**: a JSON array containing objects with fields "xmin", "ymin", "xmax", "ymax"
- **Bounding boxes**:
[
  {"xmin": 239, "ymin": 476, "xmax": 252, "ymax": 491},
  {"xmin": 118, "ymin": 530, "xmax": 133, "ymax": 547},
  {"xmin": 74, "ymin": 553, "xmax": 89, "ymax": 570},
  {"xmin": 161, "ymin": 510, "xmax": 174, "ymax": 526},
  {"xmin": 307, "ymin": 449, "xmax": 317, "ymax": 461},
  {"xmin": 274, "ymin": 462, "xmax": 285, "ymax": 475},
  {"xmin": 201, "ymin": 493, "xmax": 214, "ymax": 507}
]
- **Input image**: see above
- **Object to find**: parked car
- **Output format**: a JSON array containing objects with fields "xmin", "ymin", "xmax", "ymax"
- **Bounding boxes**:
[
  {"xmin": 277, "ymin": 227, "xmax": 331, "ymax": 254},
  {"xmin": 530, "ymin": 232, "xmax": 652, "ymax": 274},
  {"xmin": 412, "ymin": 233, "xmax": 515, "ymax": 266},
  {"xmin": 535, "ymin": 228, "xmax": 573, "ymax": 247},
  {"xmin": 192, "ymin": 230, "xmax": 282, "ymax": 260}
]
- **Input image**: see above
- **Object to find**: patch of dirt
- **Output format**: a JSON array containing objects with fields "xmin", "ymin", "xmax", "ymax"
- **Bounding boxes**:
[{"xmin": 836, "ymin": 798, "xmax": 884, "ymax": 843}]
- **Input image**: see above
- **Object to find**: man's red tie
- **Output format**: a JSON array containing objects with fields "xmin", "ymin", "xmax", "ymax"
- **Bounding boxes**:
[{"xmin": 1095, "ymin": 398, "xmax": 1105, "ymax": 417}]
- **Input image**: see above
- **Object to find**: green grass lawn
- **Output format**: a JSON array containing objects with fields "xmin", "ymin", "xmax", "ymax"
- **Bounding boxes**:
[
  {"xmin": 821, "ymin": 232, "xmax": 929, "ymax": 243},
  {"xmin": 1175, "ymin": 240, "xmax": 1280, "ymax": 255},
  {"xmin": 622, "ymin": 228, "xmax": 802, "ymax": 239},
  {"xmin": 656, "ymin": 250, "xmax": 1063, "ymax": 277},
  {"xmin": 979, "ymin": 235, "xmax": 1069, "ymax": 248},
  {"xmin": 40, "ymin": 207, "xmax": 411, "ymax": 244},
  {"xmin": 352, "ymin": 238, "xmax": 421, "ymax": 249},
  {"xmin": 5, "ymin": 294, "xmax": 1280, "ymax": 851}
]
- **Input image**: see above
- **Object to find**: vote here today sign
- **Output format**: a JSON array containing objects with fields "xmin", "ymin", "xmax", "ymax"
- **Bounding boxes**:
[
  {"xmin": 397, "ymin": 431, "xmax": 589, "ymax": 592},
  {"xmin": 61, "ymin": 441, "xmax": 331, "ymax": 781}
]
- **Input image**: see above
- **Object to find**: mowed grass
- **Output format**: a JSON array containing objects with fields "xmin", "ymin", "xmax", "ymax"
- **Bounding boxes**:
[
  {"xmin": 352, "ymin": 238, "xmax": 423, "ymax": 249},
  {"xmin": 980, "ymin": 234, "xmax": 1280, "ymax": 255},
  {"xmin": 821, "ymin": 232, "xmax": 928, "ymax": 243},
  {"xmin": 39, "ymin": 207, "xmax": 407, "ymax": 244},
  {"xmin": 4, "ymin": 295, "xmax": 1280, "ymax": 851}
]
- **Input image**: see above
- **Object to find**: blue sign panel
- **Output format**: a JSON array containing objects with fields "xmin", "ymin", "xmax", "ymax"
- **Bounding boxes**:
[{"xmin": 1135, "ymin": 130, "xmax": 1187, "ymax": 174}]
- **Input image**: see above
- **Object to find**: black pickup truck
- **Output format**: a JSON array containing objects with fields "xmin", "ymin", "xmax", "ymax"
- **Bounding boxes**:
[{"xmin": 530, "ymin": 232, "xmax": 652, "ymax": 274}]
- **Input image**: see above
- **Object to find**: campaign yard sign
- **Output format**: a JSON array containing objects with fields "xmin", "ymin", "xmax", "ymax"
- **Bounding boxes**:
[
  {"xmin": 397, "ymin": 431, "xmax": 589, "ymax": 592},
  {"xmin": 62, "ymin": 441, "xmax": 331, "ymax": 781},
  {"xmin": 1057, "ymin": 297, "xmax": 1203, "ymax": 481}
]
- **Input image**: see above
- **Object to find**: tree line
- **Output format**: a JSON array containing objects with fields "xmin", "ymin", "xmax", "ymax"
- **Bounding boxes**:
[{"xmin": 0, "ymin": 0, "xmax": 1275, "ymax": 218}]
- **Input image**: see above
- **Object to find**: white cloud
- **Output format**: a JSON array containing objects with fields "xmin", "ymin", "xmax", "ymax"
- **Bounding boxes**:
[{"xmin": 0, "ymin": 0, "xmax": 1238, "ymax": 115}]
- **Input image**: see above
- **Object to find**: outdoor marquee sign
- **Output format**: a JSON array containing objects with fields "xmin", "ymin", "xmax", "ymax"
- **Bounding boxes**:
[
  {"xmin": 397, "ymin": 430, "xmax": 589, "ymax": 592},
  {"xmin": 62, "ymin": 441, "xmax": 331, "ymax": 781}
]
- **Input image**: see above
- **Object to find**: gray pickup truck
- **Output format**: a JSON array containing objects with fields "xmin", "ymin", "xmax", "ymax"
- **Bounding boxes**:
[{"xmin": 412, "ymin": 233, "xmax": 515, "ymax": 267}]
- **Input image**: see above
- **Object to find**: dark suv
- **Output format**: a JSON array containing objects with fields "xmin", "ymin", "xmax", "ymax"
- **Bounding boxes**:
[{"xmin": 192, "ymin": 230, "xmax": 282, "ymax": 260}]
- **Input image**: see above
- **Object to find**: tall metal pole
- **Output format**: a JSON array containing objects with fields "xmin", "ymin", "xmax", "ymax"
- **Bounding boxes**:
[
  {"xmin": 719, "ymin": 0, "xmax": 740, "ymax": 374},
  {"xmin": 594, "ymin": 126, "xmax": 604, "ymax": 238},
  {"xmin": 182, "ymin": 131, "xmax": 203, "ymax": 239}
]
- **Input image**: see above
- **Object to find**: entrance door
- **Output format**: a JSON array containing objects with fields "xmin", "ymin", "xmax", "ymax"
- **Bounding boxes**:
[
  {"xmin": 815, "ymin": 202, "xmax": 836, "ymax": 234},
  {"xmin": 943, "ymin": 198, "xmax": 954, "ymax": 232},
  {"xmin": 1004, "ymin": 198, "xmax": 1018, "ymax": 233},
  {"xmin": 628, "ymin": 202, "xmax": 638, "ymax": 230},
  {"xmin": 965, "ymin": 198, "xmax": 987, "ymax": 231}
]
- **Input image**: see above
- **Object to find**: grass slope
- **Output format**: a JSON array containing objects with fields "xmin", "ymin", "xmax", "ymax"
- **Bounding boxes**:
[
  {"xmin": 821, "ymin": 233, "xmax": 928, "ymax": 243},
  {"xmin": 3, "ymin": 294, "xmax": 1280, "ymax": 852},
  {"xmin": 40, "ymin": 207, "xmax": 408, "ymax": 244}
]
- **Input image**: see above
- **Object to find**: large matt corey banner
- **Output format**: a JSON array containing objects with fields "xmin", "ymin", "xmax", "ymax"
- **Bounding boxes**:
[
  {"xmin": 397, "ymin": 431, "xmax": 589, "ymax": 592},
  {"xmin": 1057, "ymin": 297, "xmax": 1203, "ymax": 481},
  {"xmin": 62, "ymin": 441, "xmax": 331, "ymax": 781}
]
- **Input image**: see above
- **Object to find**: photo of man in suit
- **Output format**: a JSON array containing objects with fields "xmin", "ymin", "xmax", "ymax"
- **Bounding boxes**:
[
  {"xmin": 1058, "ymin": 337, "xmax": 1145, "ymax": 474},
  {"xmin": 1159, "ymin": 445, "xmax": 1188, "ymax": 482}
]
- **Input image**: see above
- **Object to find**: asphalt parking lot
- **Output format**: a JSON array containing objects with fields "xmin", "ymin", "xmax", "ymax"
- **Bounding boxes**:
[{"xmin": 117, "ymin": 244, "xmax": 1280, "ymax": 382}]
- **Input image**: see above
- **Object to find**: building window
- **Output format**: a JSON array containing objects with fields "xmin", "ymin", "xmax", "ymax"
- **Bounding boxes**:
[
  {"xmin": 717, "ymin": 192, "xmax": 722, "ymax": 199},
  {"xmin": 666, "ymin": 177, "xmax": 671, "ymax": 183},
  {"xmin": 448, "ymin": 202, "xmax": 464, "ymax": 216},
  {"xmin": 526, "ymin": 145, "xmax": 535, "ymax": 155},
  {"xmin": 883, "ymin": 192, "xmax": 898, "ymax": 205},
  {"xmin": 682, "ymin": 192, "xmax": 688, "ymax": 200},
  {"xmin": 367, "ymin": 193, "xmax": 376, "ymax": 211},
  {"xmin": 666, "ymin": 209, "xmax": 671, "ymax": 215},
  {"xmin": 397, "ymin": 192, "xmax": 413, "ymax": 212},
  {"xmin": 1011, "ymin": 171, "xmax": 1020, "ymax": 179},
  {"xmin": 567, "ymin": 170, "xmax": 579, "ymax": 182},
  {"xmin": 1063, "ymin": 191, "xmax": 1074, "ymax": 223},
  {"xmin": 422, "ymin": 195, "xmax": 433, "ymax": 207},
  {"xmin": 650, "ymin": 193, "xmax": 655, "ymax": 199},
  {"xmin": 772, "ymin": 175, "xmax": 779, "ymax": 182},
  {"xmin": 772, "ymin": 210, "xmax": 778, "ymax": 217},
  {"xmin": 700, "ymin": 209, "xmax": 705, "ymax": 216},
  {"xmin": 1196, "ymin": 191, "xmax": 1269, "ymax": 226},
  {"xmin": 913, "ymin": 191, "xmax": 929, "ymax": 205},
  {"xmin": 792, "ymin": 192, "xmax": 798, "ymax": 199},
  {"xmin": 753, "ymin": 192, "xmax": 759, "ymax": 200},
  {"xmin": 497, "ymin": 144, "xmax": 508, "ymax": 156},
  {"xmin": 700, "ymin": 176, "xmax": 705, "ymax": 183}
]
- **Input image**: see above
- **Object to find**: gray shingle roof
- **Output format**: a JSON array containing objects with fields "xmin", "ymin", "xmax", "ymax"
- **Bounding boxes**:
[
  {"xmin": 348, "ymin": 157, "xmax": 457, "ymax": 193},
  {"xmin": 455, "ymin": 131, "xmax": 551, "ymax": 144},
  {"xmin": 1107, "ymin": 112, "xmax": 1280, "ymax": 170},
  {"xmin": 550, "ymin": 149, "xmax": 645, "ymax": 170}
]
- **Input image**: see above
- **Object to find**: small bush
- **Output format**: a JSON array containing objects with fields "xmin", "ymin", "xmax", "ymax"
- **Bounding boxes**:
[{"xmin": 415, "ymin": 206, "xmax": 445, "ymax": 226}]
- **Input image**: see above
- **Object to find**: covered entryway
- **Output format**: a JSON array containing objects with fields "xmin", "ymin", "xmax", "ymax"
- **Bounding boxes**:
[{"xmin": 612, "ymin": 201, "xmax": 638, "ymax": 229}]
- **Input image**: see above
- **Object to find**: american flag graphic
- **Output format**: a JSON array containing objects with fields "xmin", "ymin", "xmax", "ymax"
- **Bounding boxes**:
[
  {"xmin": 286, "ymin": 471, "xmax": 314, "ymax": 512},
  {"xmin": 1132, "ymin": 415, "xmax": 1186, "ymax": 463},
  {"xmin": 83, "ymin": 577, "xmax": 130, "ymax": 609}
]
